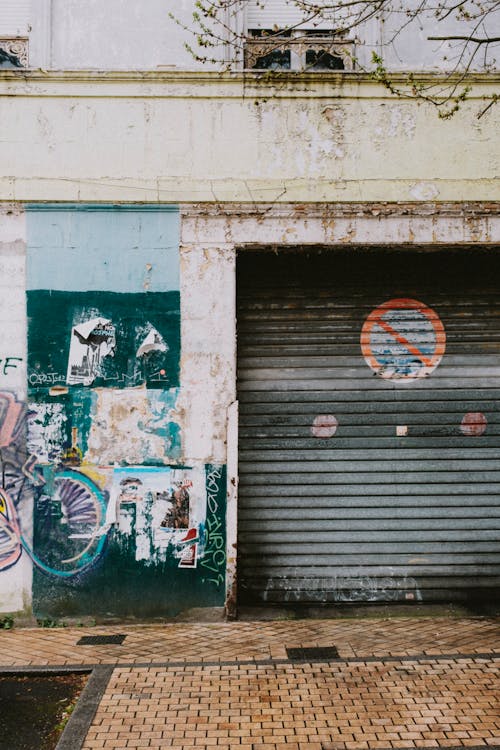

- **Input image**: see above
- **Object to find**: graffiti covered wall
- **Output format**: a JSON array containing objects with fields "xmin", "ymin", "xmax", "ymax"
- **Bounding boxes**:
[{"xmin": 0, "ymin": 204, "xmax": 227, "ymax": 618}]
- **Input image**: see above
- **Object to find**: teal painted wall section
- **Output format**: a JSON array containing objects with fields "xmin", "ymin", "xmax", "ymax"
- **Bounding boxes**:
[
  {"xmin": 26, "ymin": 205, "xmax": 180, "ymax": 293},
  {"xmin": 27, "ymin": 290, "xmax": 180, "ymax": 390},
  {"xmin": 32, "ymin": 464, "xmax": 227, "ymax": 618},
  {"xmin": 21, "ymin": 205, "xmax": 227, "ymax": 619}
]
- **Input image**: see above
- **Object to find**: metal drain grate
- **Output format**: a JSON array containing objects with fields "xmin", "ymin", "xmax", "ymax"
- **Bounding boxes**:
[
  {"xmin": 286, "ymin": 646, "xmax": 340, "ymax": 661},
  {"xmin": 77, "ymin": 634, "xmax": 126, "ymax": 646}
]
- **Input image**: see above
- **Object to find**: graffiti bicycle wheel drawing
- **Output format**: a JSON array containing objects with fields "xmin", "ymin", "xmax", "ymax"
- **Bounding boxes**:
[
  {"xmin": 0, "ymin": 390, "xmax": 108, "ymax": 578},
  {"xmin": 31, "ymin": 470, "xmax": 108, "ymax": 578}
]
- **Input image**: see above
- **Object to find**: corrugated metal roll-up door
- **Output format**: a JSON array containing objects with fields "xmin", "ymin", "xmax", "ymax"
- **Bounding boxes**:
[
  {"xmin": 236, "ymin": 249, "xmax": 500, "ymax": 605},
  {"xmin": 246, "ymin": 0, "xmax": 327, "ymax": 29},
  {"xmin": 0, "ymin": 0, "xmax": 30, "ymax": 36}
]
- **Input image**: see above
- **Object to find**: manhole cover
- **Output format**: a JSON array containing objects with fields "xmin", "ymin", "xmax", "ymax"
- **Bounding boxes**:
[
  {"xmin": 286, "ymin": 646, "xmax": 339, "ymax": 661},
  {"xmin": 77, "ymin": 634, "xmax": 126, "ymax": 645}
]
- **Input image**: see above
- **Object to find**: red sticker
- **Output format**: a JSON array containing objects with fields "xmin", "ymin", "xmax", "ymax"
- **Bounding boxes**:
[{"xmin": 361, "ymin": 298, "xmax": 446, "ymax": 380}]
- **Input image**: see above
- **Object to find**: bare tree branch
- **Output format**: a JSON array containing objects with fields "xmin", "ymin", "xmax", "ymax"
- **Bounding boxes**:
[
  {"xmin": 171, "ymin": 0, "xmax": 499, "ymax": 117},
  {"xmin": 428, "ymin": 35, "xmax": 500, "ymax": 42}
]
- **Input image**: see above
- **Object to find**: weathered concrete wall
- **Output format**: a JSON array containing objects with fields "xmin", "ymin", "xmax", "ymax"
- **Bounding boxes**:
[
  {"xmin": 1, "ymin": 201, "xmax": 499, "ymax": 619},
  {"xmin": 178, "ymin": 241, "xmax": 236, "ymax": 464},
  {"xmin": 0, "ymin": 72, "xmax": 498, "ymax": 204},
  {"xmin": 22, "ymin": 1, "xmax": 499, "ymax": 72},
  {"xmin": 47, "ymin": 0, "xmax": 212, "ymax": 71},
  {"xmin": 0, "ymin": 204, "xmax": 230, "ymax": 620},
  {"xmin": 0, "ymin": 205, "xmax": 31, "ymax": 615}
]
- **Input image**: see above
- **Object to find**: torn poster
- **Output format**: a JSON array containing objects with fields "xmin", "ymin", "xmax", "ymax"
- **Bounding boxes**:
[
  {"xmin": 136, "ymin": 326, "xmax": 168, "ymax": 358},
  {"xmin": 66, "ymin": 317, "xmax": 116, "ymax": 386}
]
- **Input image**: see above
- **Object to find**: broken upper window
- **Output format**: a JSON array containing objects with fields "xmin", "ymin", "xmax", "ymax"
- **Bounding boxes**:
[
  {"xmin": 245, "ymin": 29, "xmax": 352, "ymax": 71},
  {"xmin": 244, "ymin": 0, "xmax": 352, "ymax": 71}
]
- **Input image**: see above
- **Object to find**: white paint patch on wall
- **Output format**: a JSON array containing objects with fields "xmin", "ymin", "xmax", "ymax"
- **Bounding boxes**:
[
  {"xmin": 85, "ymin": 385, "xmax": 177, "ymax": 465},
  {"xmin": 410, "ymin": 182, "xmax": 441, "ymax": 200},
  {"xmin": 0, "ymin": 206, "xmax": 27, "ymax": 397},
  {"xmin": 0, "ymin": 205, "xmax": 31, "ymax": 615},
  {"xmin": 178, "ymin": 242, "xmax": 236, "ymax": 464},
  {"xmin": 27, "ymin": 403, "xmax": 67, "ymax": 463}
]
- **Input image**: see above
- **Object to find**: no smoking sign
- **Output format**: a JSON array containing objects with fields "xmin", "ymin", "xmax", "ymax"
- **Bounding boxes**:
[{"xmin": 361, "ymin": 298, "xmax": 446, "ymax": 380}]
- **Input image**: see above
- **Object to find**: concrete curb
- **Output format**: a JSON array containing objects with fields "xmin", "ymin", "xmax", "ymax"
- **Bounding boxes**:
[{"xmin": 56, "ymin": 666, "xmax": 113, "ymax": 750}]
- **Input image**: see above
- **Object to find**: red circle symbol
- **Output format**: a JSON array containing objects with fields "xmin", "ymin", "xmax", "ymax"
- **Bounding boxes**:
[
  {"xmin": 460, "ymin": 412, "xmax": 487, "ymax": 436},
  {"xmin": 311, "ymin": 414, "xmax": 338, "ymax": 438},
  {"xmin": 361, "ymin": 298, "xmax": 446, "ymax": 380}
]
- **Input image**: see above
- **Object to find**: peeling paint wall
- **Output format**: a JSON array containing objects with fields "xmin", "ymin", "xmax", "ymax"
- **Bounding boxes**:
[
  {"xmin": 0, "ymin": 74, "xmax": 498, "ymax": 205},
  {"xmin": 0, "ymin": 204, "xmax": 228, "ymax": 619},
  {"xmin": 0, "ymin": 206, "xmax": 31, "ymax": 615},
  {"xmin": 0, "ymin": 201, "xmax": 499, "ymax": 618}
]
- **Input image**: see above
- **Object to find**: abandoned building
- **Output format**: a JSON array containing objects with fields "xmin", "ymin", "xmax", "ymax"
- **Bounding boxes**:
[{"xmin": 0, "ymin": 0, "xmax": 499, "ymax": 621}]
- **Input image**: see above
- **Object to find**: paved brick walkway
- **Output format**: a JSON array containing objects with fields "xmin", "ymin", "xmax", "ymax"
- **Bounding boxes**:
[
  {"xmin": 0, "ymin": 617, "xmax": 498, "ymax": 749},
  {"xmin": 0, "ymin": 617, "xmax": 498, "ymax": 666}
]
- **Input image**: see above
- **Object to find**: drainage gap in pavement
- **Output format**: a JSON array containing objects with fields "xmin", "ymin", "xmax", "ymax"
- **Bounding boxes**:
[
  {"xmin": 76, "ymin": 634, "xmax": 126, "ymax": 646},
  {"xmin": 286, "ymin": 646, "xmax": 340, "ymax": 661}
]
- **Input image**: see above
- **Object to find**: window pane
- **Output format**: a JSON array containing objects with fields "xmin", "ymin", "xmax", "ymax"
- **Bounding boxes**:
[
  {"xmin": 253, "ymin": 49, "xmax": 291, "ymax": 70},
  {"xmin": 305, "ymin": 49, "xmax": 344, "ymax": 70}
]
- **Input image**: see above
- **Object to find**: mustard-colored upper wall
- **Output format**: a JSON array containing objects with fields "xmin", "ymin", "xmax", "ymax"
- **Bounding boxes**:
[{"xmin": 0, "ymin": 72, "xmax": 498, "ymax": 203}]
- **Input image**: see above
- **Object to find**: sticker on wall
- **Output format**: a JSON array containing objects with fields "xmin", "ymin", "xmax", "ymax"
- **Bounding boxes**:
[
  {"xmin": 311, "ymin": 414, "xmax": 338, "ymax": 438},
  {"xmin": 460, "ymin": 412, "xmax": 487, "ymax": 436},
  {"xmin": 159, "ymin": 477, "xmax": 191, "ymax": 530},
  {"xmin": 107, "ymin": 466, "xmax": 171, "ymax": 527},
  {"xmin": 103, "ymin": 466, "xmax": 204, "ymax": 565},
  {"xmin": 360, "ymin": 298, "xmax": 446, "ymax": 380},
  {"xmin": 177, "ymin": 528, "xmax": 199, "ymax": 569}
]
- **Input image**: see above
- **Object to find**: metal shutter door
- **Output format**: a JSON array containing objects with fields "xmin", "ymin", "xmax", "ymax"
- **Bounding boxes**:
[
  {"xmin": 0, "ymin": 1, "xmax": 30, "ymax": 35},
  {"xmin": 246, "ymin": 0, "xmax": 317, "ymax": 28},
  {"xmin": 237, "ymin": 249, "xmax": 500, "ymax": 604}
]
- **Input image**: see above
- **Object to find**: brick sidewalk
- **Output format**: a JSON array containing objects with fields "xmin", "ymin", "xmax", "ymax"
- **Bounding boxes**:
[
  {"xmin": 84, "ymin": 658, "xmax": 499, "ymax": 750},
  {"xmin": 0, "ymin": 617, "xmax": 498, "ymax": 749},
  {"xmin": 0, "ymin": 617, "xmax": 498, "ymax": 666}
]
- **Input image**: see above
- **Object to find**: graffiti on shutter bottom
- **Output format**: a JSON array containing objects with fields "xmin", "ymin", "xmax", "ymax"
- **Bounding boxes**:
[{"xmin": 263, "ymin": 574, "xmax": 422, "ymax": 603}]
